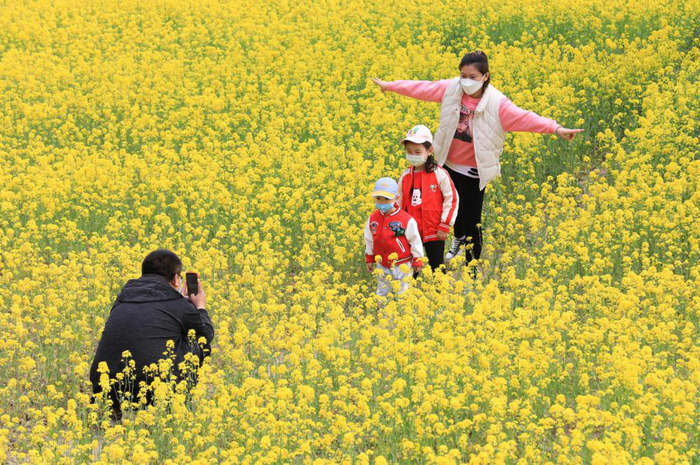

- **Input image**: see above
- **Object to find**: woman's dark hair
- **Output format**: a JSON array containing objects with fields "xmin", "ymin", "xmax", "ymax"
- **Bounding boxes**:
[
  {"xmin": 141, "ymin": 249, "xmax": 182, "ymax": 280},
  {"xmin": 459, "ymin": 50, "xmax": 490, "ymax": 89},
  {"xmin": 404, "ymin": 141, "xmax": 437, "ymax": 173}
]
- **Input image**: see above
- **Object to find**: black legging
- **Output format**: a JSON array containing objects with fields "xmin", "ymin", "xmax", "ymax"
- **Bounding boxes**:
[
  {"xmin": 424, "ymin": 240, "xmax": 445, "ymax": 271},
  {"xmin": 413, "ymin": 240, "xmax": 446, "ymax": 279},
  {"xmin": 445, "ymin": 166, "xmax": 485, "ymax": 263}
]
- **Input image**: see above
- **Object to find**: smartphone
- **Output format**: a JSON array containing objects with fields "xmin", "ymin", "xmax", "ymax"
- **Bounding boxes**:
[{"xmin": 185, "ymin": 272, "xmax": 199, "ymax": 296}]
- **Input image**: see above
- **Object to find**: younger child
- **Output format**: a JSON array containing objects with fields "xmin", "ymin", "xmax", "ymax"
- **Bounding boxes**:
[
  {"xmin": 397, "ymin": 125, "xmax": 458, "ymax": 271},
  {"xmin": 364, "ymin": 177, "xmax": 424, "ymax": 296}
]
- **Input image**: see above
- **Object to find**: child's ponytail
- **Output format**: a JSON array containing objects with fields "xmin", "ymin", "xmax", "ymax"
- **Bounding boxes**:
[
  {"xmin": 415, "ymin": 141, "xmax": 437, "ymax": 173},
  {"xmin": 424, "ymin": 154, "xmax": 437, "ymax": 173}
]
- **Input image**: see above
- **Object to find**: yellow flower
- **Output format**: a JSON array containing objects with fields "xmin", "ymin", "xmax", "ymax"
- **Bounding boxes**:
[{"xmin": 1, "ymin": 0, "xmax": 697, "ymax": 463}]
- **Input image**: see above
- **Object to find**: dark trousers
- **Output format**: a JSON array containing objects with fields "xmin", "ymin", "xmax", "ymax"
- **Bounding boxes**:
[
  {"xmin": 445, "ymin": 166, "xmax": 485, "ymax": 262},
  {"xmin": 424, "ymin": 240, "xmax": 445, "ymax": 271}
]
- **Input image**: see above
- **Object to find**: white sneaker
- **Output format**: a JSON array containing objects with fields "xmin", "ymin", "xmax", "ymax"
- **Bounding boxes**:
[{"xmin": 445, "ymin": 238, "xmax": 466, "ymax": 262}]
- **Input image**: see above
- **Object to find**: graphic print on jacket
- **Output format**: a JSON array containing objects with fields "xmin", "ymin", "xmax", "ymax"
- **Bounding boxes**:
[
  {"xmin": 411, "ymin": 172, "xmax": 423, "ymax": 207},
  {"xmin": 388, "ymin": 221, "xmax": 406, "ymax": 237}
]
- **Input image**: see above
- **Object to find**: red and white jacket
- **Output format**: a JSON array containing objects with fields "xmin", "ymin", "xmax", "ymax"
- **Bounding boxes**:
[
  {"xmin": 364, "ymin": 206, "xmax": 424, "ymax": 268},
  {"xmin": 397, "ymin": 166, "xmax": 459, "ymax": 242}
]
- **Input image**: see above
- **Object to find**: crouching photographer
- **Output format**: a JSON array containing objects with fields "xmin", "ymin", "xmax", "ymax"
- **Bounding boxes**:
[{"xmin": 89, "ymin": 249, "xmax": 215, "ymax": 419}]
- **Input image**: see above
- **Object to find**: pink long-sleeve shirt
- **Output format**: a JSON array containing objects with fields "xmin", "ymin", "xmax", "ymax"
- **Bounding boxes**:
[{"xmin": 386, "ymin": 79, "xmax": 561, "ymax": 177}]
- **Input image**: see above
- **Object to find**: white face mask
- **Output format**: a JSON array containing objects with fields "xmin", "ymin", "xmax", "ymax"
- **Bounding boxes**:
[
  {"xmin": 406, "ymin": 154, "xmax": 428, "ymax": 166},
  {"xmin": 460, "ymin": 77, "xmax": 485, "ymax": 95}
]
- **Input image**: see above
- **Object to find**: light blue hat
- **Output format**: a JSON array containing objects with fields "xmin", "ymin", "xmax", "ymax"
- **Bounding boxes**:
[{"xmin": 372, "ymin": 177, "xmax": 398, "ymax": 199}]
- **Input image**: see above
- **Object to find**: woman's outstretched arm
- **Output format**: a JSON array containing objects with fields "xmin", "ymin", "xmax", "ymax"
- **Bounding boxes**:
[
  {"xmin": 499, "ymin": 98, "xmax": 583, "ymax": 140},
  {"xmin": 371, "ymin": 78, "xmax": 451, "ymax": 103}
]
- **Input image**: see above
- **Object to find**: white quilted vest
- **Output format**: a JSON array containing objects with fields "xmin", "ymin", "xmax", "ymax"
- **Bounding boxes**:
[{"xmin": 433, "ymin": 77, "xmax": 507, "ymax": 191}]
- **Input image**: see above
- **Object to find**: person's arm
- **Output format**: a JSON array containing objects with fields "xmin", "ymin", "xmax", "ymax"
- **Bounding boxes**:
[
  {"xmin": 437, "ymin": 168, "xmax": 459, "ymax": 230},
  {"xmin": 405, "ymin": 218, "xmax": 424, "ymax": 268},
  {"xmin": 183, "ymin": 304, "xmax": 215, "ymax": 345},
  {"xmin": 499, "ymin": 98, "xmax": 584, "ymax": 140},
  {"xmin": 184, "ymin": 281, "xmax": 215, "ymax": 354},
  {"xmin": 372, "ymin": 78, "xmax": 452, "ymax": 103},
  {"xmin": 364, "ymin": 219, "xmax": 375, "ymax": 271},
  {"xmin": 498, "ymin": 98, "xmax": 561, "ymax": 134}
]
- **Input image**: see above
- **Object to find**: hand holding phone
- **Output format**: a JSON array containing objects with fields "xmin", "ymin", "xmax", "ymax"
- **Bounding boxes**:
[
  {"xmin": 186, "ymin": 272, "xmax": 199, "ymax": 296},
  {"xmin": 185, "ymin": 271, "xmax": 206, "ymax": 310}
]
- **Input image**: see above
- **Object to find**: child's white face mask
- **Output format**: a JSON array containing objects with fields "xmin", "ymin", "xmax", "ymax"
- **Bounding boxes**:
[
  {"xmin": 406, "ymin": 154, "xmax": 427, "ymax": 166},
  {"xmin": 460, "ymin": 77, "xmax": 485, "ymax": 95}
]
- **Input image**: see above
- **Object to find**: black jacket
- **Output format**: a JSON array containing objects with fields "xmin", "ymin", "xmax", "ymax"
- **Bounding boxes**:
[{"xmin": 89, "ymin": 274, "xmax": 214, "ymax": 395}]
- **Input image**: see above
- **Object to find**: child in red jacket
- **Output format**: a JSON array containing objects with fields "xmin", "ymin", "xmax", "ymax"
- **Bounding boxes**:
[
  {"xmin": 364, "ymin": 177, "xmax": 424, "ymax": 296},
  {"xmin": 397, "ymin": 125, "xmax": 459, "ymax": 271}
]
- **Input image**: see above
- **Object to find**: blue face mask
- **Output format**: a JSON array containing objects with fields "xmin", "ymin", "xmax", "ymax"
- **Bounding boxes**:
[{"xmin": 376, "ymin": 202, "xmax": 394, "ymax": 213}]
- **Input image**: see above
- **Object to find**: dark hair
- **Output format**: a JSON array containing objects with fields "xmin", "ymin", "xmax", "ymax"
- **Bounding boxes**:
[
  {"xmin": 459, "ymin": 50, "xmax": 490, "ymax": 89},
  {"xmin": 403, "ymin": 141, "xmax": 437, "ymax": 173},
  {"xmin": 141, "ymin": 249, "xmax": 182, "ymax": 280},
  {"xmin": 425, "ymin": 155, "xmax": 437, "ymax": 174}
]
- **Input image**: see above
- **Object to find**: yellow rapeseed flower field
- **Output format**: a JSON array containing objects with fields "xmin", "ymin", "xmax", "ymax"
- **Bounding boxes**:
[{"xmin": 1, "ymin": 0, "xmax": 698, "ymax": 463}]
